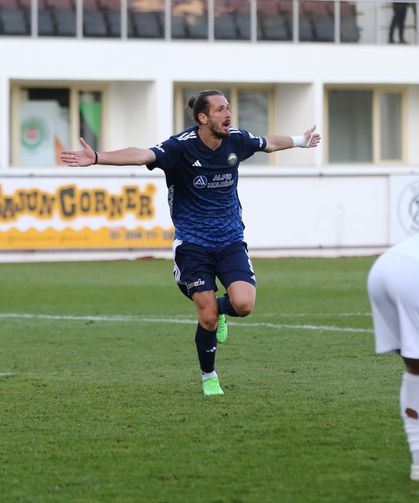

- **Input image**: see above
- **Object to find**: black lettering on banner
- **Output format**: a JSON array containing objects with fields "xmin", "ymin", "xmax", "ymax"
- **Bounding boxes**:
[
  {"xmin": 39, "ymin": 194, "xmax": 55, "ymax": 217},
  {"xmin": 15, "ymin": 191, "xmax": 25, "ymax": 212},
  {"xmin": 1, "ymin": 198, "xmax": 16, "ymax": 219},
  {"xmin": 109, "ymin": 197, "xmax": 123, "ymax": 218},
  {"xmin": 79, "ymin": 191, "xmax": 91, "ymax": 213},
  {"xmin": 138, "ymin": 195, "xmax": 152, "ymax": 217},
  {"xmin": 26, "ymin": 191, "xmax": 39, "ymax": 211},
  {"xmin": 94, "ymin": 191, "xmax": 107, "ymax": 213},
  {"xmin": 125, "ymin": 187, "xmax": 137, "ymax": 209},
  {"xmin": 59, "ymin": 186, "xmax": 76, "ymax": 218}
]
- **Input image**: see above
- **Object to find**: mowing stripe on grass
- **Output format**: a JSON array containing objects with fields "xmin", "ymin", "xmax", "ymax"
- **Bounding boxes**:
[{"xmin": 0, "ymin": 312, "xmax": 373, "ymax": 334}]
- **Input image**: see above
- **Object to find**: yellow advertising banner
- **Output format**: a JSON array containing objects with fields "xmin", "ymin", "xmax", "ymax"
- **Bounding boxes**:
[{"xmin": 0, "ymin": 177, "xmax": 174, "ymax": 250}]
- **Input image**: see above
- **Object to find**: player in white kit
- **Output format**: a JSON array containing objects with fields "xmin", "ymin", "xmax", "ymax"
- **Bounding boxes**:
[{"xmin": 368, "ymin": 233, "xmax": 419, "ymax": 480}]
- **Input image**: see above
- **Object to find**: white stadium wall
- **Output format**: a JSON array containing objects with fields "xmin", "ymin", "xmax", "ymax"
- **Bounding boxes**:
[{"xmin": 1, "ymin": 32, "xmax": 419, "ymax": 260}]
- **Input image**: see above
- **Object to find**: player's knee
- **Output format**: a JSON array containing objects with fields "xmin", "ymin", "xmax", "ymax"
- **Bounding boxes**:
[
  {"xmin": 199, "ymin": 311, "xmax": 218, "ymax": 331},
  {"xmin": 233, "ymin": 300, "xmax": 254, "ymax": 317}
]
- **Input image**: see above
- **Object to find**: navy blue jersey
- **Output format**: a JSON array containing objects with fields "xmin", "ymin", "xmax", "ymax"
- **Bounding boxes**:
[{"xmin": 147, "ymin": 126, "xmax": 266, "ymax": 248}]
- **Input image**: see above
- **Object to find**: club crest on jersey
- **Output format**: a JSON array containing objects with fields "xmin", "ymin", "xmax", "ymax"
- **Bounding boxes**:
[
  {"xmin": 193, "ymin": 175, "xmax": 208, "ymax": 189},
  {"xmin": 227, "ymin": 153, "xmax": 238, "ymax": 166}
]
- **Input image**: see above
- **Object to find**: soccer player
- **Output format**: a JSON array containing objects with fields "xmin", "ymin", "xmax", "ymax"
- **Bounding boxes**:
[
  {"xmin": 368, "ymin": 233, "xmax": 419, "ymax": 480},
  {"xmin": 61, "ymin": 90, "xmax": 321, "ymax": 396}
]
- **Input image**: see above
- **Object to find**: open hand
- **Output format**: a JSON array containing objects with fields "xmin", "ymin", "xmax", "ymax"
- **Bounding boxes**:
[
  {"xmin": 60, "ymin": 137, "xmax": 96, "ymax": 167},
  {"xmin": 303, "ymin": 125, "xmax": 321, "ymax": 148}
]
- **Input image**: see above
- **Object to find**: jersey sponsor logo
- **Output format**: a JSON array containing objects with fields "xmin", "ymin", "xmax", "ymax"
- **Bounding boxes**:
[
  {"xmin": 192, "ymin": 160, "xmax": 202, "ymax": 167},
  {"xmin": 207, "ymin": 173, "xmax": 234, "ymax": 189},
  {"xmin": 227, "ymin": 153, "xmax": 237, "ymax": 166},
  {"xmin": 193, "ymin": 175, "xmax": 208, "ymax": 189}
]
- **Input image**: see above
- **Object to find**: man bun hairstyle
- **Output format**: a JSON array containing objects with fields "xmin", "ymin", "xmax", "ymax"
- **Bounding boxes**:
[{"xmin": 187, "ymin": 89, "xmax": 225, "ymax": 124}]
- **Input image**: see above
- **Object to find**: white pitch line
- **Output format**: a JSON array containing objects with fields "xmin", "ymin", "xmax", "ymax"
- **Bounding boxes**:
[
  {"xmin": 0, "ymin": 312, "xmax": 373, "ymax": 334},
  {"xmin": 256, "ymin": 312, "xmax": 372, "ymax": 318}
]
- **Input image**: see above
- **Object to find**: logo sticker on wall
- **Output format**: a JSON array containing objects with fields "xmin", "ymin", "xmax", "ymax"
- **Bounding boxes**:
[
  {"xmin": 21, "ymin": 119, "xmax": 47, "ymax": 149},
  {"xmin": 398, "ymin": 181, "xmax": 419, "ymax": 234}
]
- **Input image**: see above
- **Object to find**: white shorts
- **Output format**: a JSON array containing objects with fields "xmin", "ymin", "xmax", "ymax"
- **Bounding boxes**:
[{"xmin": 367, "ymin": 252, "xmax": 419, "ymax": 358}]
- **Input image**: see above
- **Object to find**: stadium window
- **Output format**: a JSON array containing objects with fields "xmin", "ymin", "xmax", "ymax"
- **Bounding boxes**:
[
  {"xmin": 127, "ymin": 0, "xmax": 165, "ymax": 39},
  {"xmin": 10, "ymin": 84, "xmax": 106, "ymax": 167},
  {"xmin": 300, "ymin": 0, "xmax": 335, "ymax": 43},
  {"xmin": 257, "ymin": 0, "xmax": 293, "ymax": 42},
  {"xmin": 38, "ymin": 0, "xmax": 76, "ymax": 37},
  {"xmin": 380, "ymin": 92, "xmax": 402, "ymax": 161},
  {"xmin": 0, "ymin": 0, "xmax": 31, "ymax": 36},
  {"xmin": 214, "ymin": 0, "xmax": 251, "ymax": 41},
  {"xmin": 175, "ymin": 85, "xmax": 273, "ymax": 165},
  {"xmin": 327, "ymin": 87, "xmax": 405, "ymax": 164},
  {"xmin": 83, "ymin": 0, "xmax": 111, "ymax": 38},
  {"xmin": 171, "ymin": 0, "xmax": 208, "ymax": 40}
]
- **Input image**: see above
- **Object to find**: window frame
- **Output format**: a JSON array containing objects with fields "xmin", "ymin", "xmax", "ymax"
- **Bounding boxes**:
[
  {"xmin": 325, "ymin": 84, "xmax": 407, "ymax": 165},
  {"xmin": 10, "ymin": 81, "xmax": 108, "ymax": 167}
]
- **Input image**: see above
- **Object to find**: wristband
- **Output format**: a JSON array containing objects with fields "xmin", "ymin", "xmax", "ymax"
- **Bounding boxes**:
[
  {"xmin": 93, "ymin": 151, "xmax": 98, "ymax": 164},
  {"xmin": 291, "ymin": 135, "xmax": 306, "ymax": 148}
]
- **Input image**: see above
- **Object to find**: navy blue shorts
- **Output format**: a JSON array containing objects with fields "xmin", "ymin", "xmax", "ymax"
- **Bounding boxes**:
[{"xmin": 173, "ymin": 240, "xmax": 256, "ymax": 298}]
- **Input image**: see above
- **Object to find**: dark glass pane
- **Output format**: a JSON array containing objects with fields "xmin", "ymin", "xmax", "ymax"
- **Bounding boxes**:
[
  {"xmin": 40, "ymin": 0, "xmax": 76, "ymax": 37},
  {"xmin": 0, "ymin": 0, "xmax": 30, "ymax": 36},
  {"xmin": 214, "ymin": 0, "xmax": 250, "ymax": 41},
  {"xmin": 328, "ymin": 90, "xmax": 373, "ymax": 163},
  {"xmin": 340, "ymin": 1, "xmax": 360, "ymax": 43},
  {"xmin": 128, "ymin": 0, "xmax": 164, "ymax": 39},
  {"xmin": 98, "ymin": 0, "xmax": 121, "ymax": 38},
  {"xmin": 38, "ymin": 0, "xmax": 56, "ymax": 36},
  {"xmin": 380, "ymin": 93, "xmax": 402, "ymax": 160},
  {"xmin": 84, "ymin": 0, "xmax": 108, "ymax": 37},
  {"xmin": 299, "ymin": 0, "xmax": 334, "ymax": 42},
  {"xmin": 257, "ymin": 0, "xmax": 292, "ymax": 42},
  {"xmin": 238, "ymin": 90, "xmax": 269, "ymax": 165},
  {"xmin": 171, "ymin": 0, "xmax": 208, "ymax": 40}
]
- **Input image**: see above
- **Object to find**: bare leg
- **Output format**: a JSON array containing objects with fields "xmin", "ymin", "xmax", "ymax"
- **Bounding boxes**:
[{"xmin": 226, "ymin": 281, "xmax": 256, "ymax": 317}]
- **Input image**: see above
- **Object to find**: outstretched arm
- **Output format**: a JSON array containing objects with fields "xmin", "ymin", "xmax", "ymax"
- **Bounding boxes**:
[
  {"xmin": 264, "ymin": 125, "xmax": 321, "ymax": 153},
  {"xmin": 60, "ymin": 137, "xmax": 156, "ymax": 167}
]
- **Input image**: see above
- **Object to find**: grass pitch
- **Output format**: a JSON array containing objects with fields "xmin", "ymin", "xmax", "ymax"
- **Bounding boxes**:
[{"xmin": 0, "ymin": 257, "xmax": 418, "ymax": 502}]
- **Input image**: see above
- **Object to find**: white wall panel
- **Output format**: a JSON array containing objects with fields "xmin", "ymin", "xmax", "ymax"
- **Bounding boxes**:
[{"xmin": 239, "ymin": 175, "xmax": 388, "ymax": 250}]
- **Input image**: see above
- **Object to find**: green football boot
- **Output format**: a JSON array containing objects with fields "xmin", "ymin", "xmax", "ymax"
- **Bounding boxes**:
[
  {"xmin": 202, "ymin": 377, "xmax": 224, "ymax": 396},
  {"xmin": 216, "ymin": 314, "xmax": 228, "ymax": 344}
]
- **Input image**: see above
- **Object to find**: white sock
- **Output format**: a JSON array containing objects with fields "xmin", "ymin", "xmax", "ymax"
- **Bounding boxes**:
[
  {"xmin": 401, "ymin": 372, "xmax": 419, "ymax": 463},
  {"xmin": 202, "ymin": 370, "xmax": 218, "ymax": 381}
]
